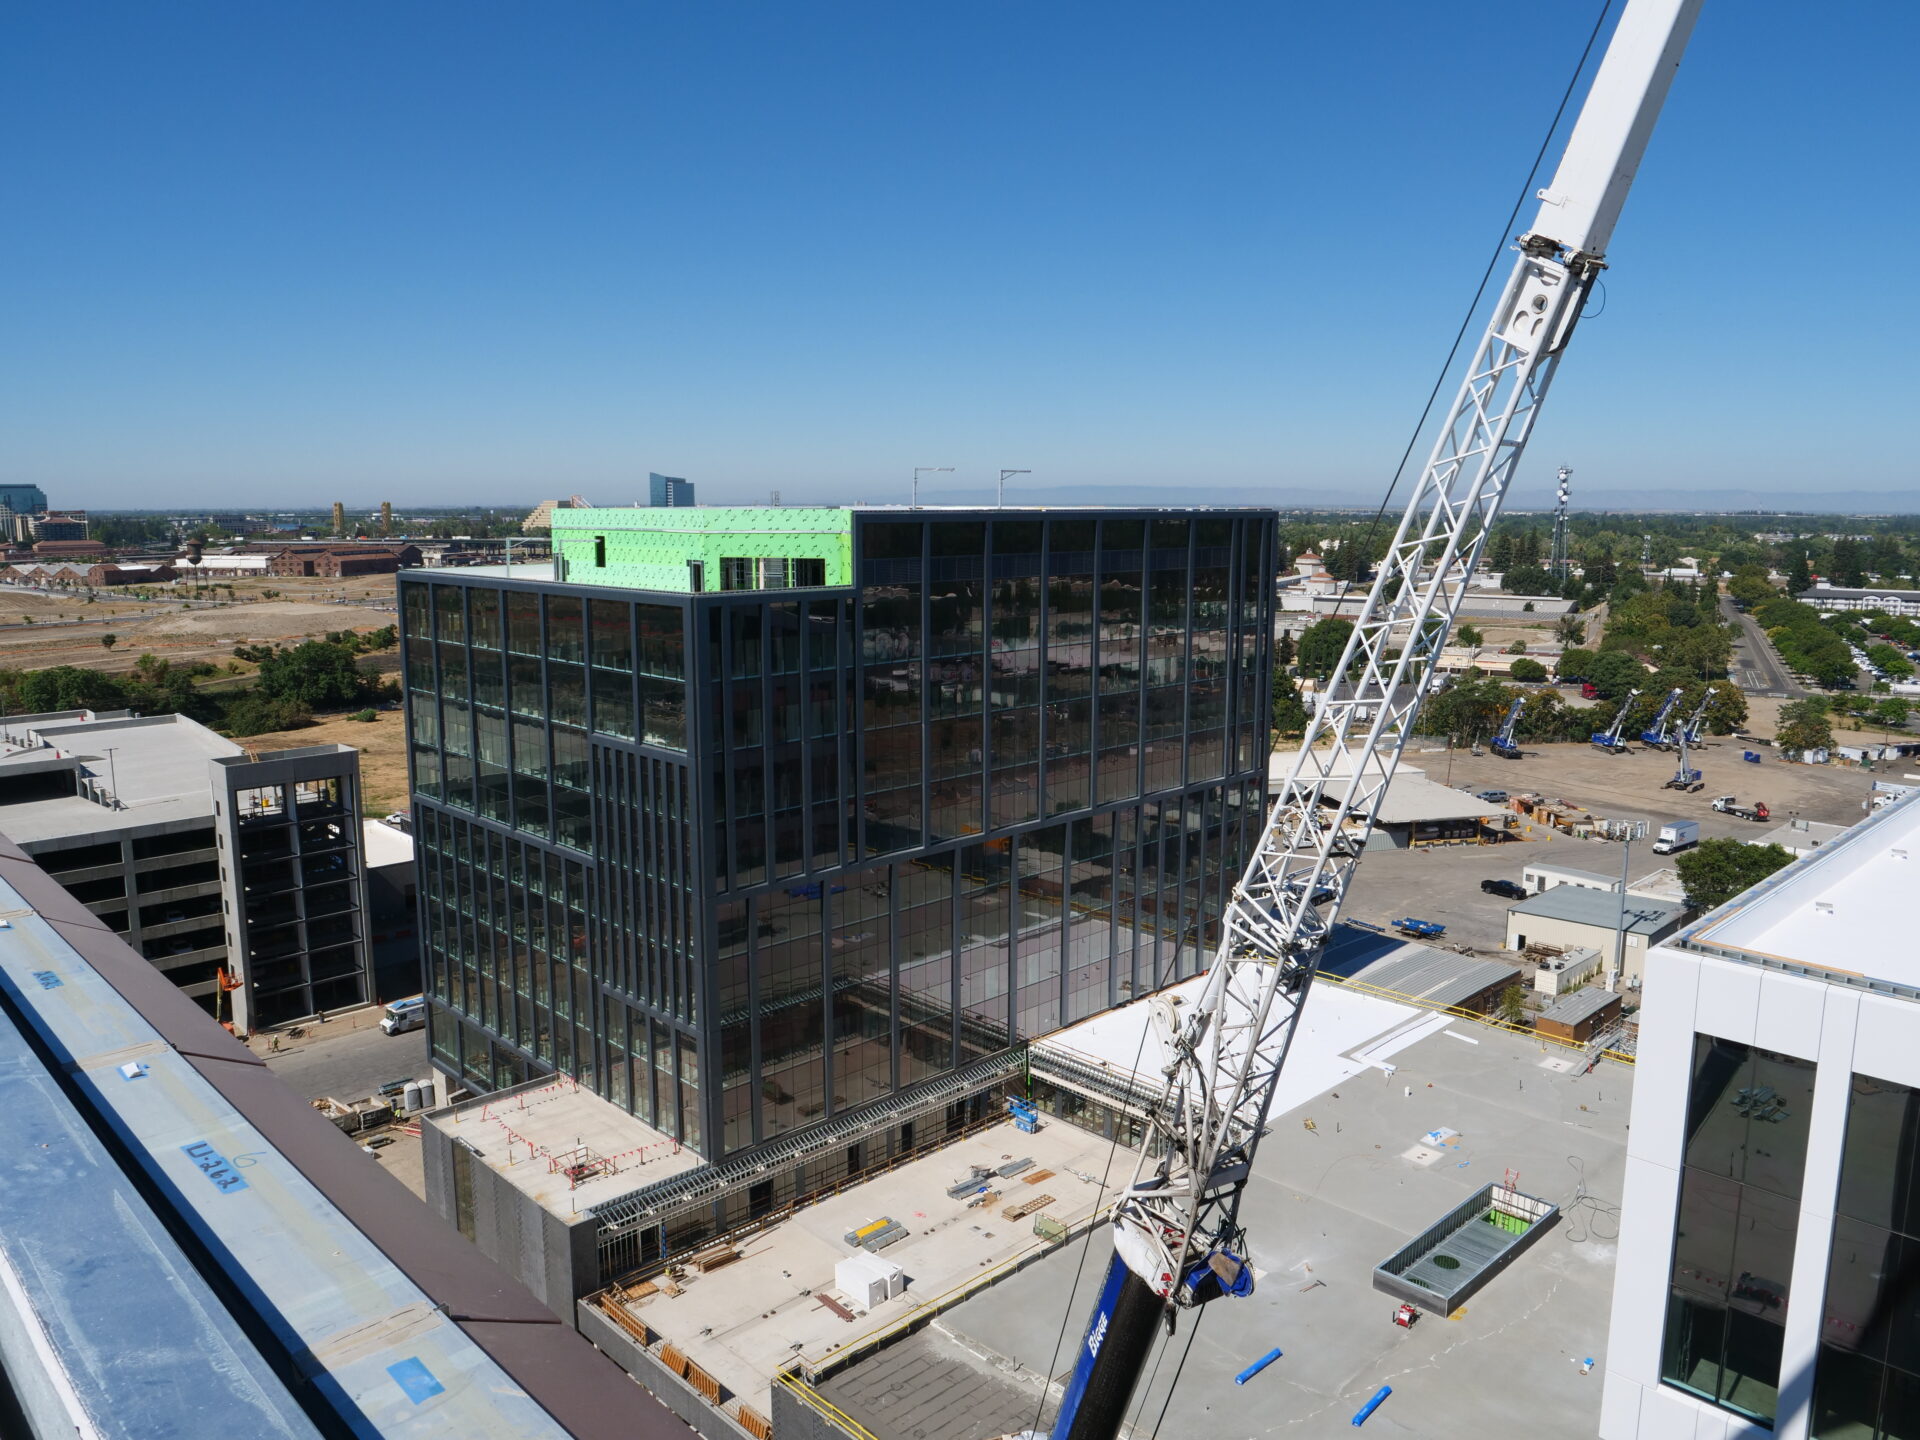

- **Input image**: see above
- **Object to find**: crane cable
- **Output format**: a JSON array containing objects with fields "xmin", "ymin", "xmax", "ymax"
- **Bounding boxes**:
[
  {"xmin": 1323, "ymin": 0, "xmax": 1618, "ymax": 614},
  {"xmin": 1025, "ymin": 1012, "xmax": 1156, "ymax": 1438},
  {"xmin": 1025, "ymin": 4, "xmax": 1624, "ymax": 1435}
]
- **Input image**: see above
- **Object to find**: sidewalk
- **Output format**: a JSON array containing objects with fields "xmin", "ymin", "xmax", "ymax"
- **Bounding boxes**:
[{"xmin": 243, "ymin": 1002, "xmax": 384, "ymax": 1059}]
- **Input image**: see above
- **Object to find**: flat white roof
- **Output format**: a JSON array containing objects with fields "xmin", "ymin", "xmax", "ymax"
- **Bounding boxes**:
[
  {"xmin": 360, "ymin": 818, "xmax": 414, "ymax": 870},
  {"xmin": 1679, "ymin": 791, "xmax": 1920, "ymax": 987},
  {"xmin": 1268, "ymin": 749, "xmax": 1494, "ymax": 826},
  {"xmin": 1522, "ymin": 860, "xmax": 1619, "ymax": 885},
  {"xmin": 0, "ymin": 712, "xmax": 240, "ymax": 842},
  {"xmin": 1034, "ymin": 969, "xmax": 1450, "ymax": 1117},
  {"xmin": 1752, "ymin": 818, "xmax": 1851, "ymax": 851}
]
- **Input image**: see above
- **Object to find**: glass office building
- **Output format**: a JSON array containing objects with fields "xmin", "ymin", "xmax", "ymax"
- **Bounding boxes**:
[{"xmin": 401, "ymin": 506, "xmax": 1275, "ymax": 1159}]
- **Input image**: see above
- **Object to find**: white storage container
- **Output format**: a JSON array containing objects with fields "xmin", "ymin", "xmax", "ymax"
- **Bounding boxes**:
[{"xmin": 834, "ymin": 1253, "xmax": 906, "ymax": 1314}]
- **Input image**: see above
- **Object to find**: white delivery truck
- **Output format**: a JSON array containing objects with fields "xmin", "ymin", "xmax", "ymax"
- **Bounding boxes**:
[
  {"xmin": 380, "ymin": 996, "xmax": 427, "ymax": 1036},
  {"xmin": 1652, "ymin": 820, "xmax": 1700, "ymax": 855}
]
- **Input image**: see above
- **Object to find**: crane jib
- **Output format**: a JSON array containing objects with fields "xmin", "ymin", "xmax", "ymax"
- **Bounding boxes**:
[{"xmin": 1050, "ymin": 3, "xmax": 1710, "ymax": 1438}]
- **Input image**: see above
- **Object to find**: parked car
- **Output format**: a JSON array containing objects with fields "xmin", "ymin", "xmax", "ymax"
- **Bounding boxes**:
[
  {"xmin": 1480, "ymin": 878, "xmax": 1527, "ymax": 900},
  {"xmin": 1476, "ymin": 789, "xmax": 1509, "ymax": 805}
]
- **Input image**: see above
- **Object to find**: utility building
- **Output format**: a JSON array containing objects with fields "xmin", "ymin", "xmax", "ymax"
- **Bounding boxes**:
[
  {"xmin": 1504, "ymin": 886, "xmax": 1686, "ymax": 987},
  {"xmin": 400, "ymin": 506, "xmax": 1275, "ymax": 1162}
]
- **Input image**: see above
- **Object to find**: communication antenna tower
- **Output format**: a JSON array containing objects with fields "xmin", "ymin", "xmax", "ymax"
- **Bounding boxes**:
[{"xmin": 1550, "ymin": 467, "xmax": 1572, "ymax": 584}]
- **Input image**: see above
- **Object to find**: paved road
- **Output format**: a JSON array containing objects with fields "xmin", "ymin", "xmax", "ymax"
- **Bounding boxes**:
[
  {"xmin": 1721, "ymin": 597, "xmax": 1798, "ymax": 699},
  {"xmin": 263, "ymin": 1021, "xmax": 432, "ymax": 1104}
]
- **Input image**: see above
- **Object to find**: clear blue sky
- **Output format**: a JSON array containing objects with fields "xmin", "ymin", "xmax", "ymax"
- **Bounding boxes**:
[{"xmin": 3, "ymin": 1, "xmax": 1915, "ymax": 509}]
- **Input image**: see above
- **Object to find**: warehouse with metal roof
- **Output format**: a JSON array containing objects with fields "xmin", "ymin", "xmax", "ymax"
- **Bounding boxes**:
[{"xmin": 1348, "ymin": 945, "xmax": 1523, "ymax": 1014}]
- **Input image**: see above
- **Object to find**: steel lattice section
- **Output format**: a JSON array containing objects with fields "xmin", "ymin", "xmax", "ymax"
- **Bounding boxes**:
[{"xmin": 1111, "ymin": 251, "xmax": 1593, "ymax": 1299}]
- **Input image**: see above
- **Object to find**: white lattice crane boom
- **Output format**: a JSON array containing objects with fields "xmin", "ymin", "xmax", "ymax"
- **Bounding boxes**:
[{"xmin": 1047, "ymin": 5, "xmax": 1707, "ymax": 1435}]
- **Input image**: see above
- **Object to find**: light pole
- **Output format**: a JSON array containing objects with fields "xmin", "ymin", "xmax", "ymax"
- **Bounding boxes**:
[
  {"xmin": 997, "ymin": 469, "xmax": 1030, "ymax": 508},
  {"xmin": 1611, "ymin": 820, "xmax": 1647, "ymax": 992},
  {"xmin": 912, "ymin": 467, "xmax": 952, "ymax": 510}
]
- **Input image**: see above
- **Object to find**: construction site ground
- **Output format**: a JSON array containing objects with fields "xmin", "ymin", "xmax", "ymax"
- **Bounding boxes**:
[
  {"xmin": 1333, "ymin": 738, "xmax": 1892, "ymax": 954},
  {"xmin": 617, "ymin": 1118, "xmax": 1128, "ymax": 1418},
  {"xmin": 826, "ymin": 1020, "xmax": 1631, "ymax": 1440},
  {"xmin": 0, "ymin": 572, "xmax": 398, "ymax": 675},
  {"xmin": 244, "ymin": 706, "xmax": 413, "ymax": 815}
]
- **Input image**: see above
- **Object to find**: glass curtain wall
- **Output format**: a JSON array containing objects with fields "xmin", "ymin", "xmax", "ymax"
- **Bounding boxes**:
[
  {"xmin": 403, "ymin": 576, "xmax": 697, "ymax": 1140},
  {"xmin": 1661, "ymin": 1034, "xmax": 1816, "ymax": 1427},
  {"xmin": 1813, "ymin": 1073, "xmax": 1920, "ymax": 1439}
]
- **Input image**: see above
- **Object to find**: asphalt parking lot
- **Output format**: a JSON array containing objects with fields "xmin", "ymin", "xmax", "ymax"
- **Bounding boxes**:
[{"xmin": 1336, "ymin": 739, "xmax": 1896, "ymax": 953}]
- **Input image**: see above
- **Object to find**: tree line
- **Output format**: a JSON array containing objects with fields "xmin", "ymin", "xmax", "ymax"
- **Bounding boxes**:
[{"xmin": 0, "ymin": 632, "xmax": 398, "ymax": 739}]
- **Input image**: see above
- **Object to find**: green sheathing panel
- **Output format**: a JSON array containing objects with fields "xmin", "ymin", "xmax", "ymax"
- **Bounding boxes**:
[{"xmin": 551, "ymin": 507, "xmax": 853, "ymax": 592}]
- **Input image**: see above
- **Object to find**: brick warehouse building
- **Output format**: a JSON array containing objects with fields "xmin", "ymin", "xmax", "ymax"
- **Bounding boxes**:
[{"xmin": 399, "ymin": 506, "xmax": 1274, "ymax": 1160}]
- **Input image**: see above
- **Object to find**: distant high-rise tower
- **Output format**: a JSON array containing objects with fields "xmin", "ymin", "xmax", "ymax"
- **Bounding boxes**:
[
  {"xmin": 1550, "ymin": 467, "xmax": 1572, "ymax": 585},
  {"xmin": 331, "ymin": 501, "xmax": 345, "ymax": 537},
  {"xmin": 648, "ymin": 473, "xmax": 695, "ymax": 508},
  {"xmin": 380, "ymin": 501, "xmax": 393, "ymax": 536}
]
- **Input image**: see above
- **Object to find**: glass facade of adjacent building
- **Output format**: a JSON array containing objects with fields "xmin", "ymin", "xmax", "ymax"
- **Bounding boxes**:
[
  {"xmin": 401, "ymin": 508, "xmax": 1274, "ymax": 1160},
  {"xmin": 1660, "ymin": 1034, "xmax": 1816, "ymax": 1428},
  {"xmin": 1813, "ymin": 1073, "xmax": 1920, "ymax": 1439}
]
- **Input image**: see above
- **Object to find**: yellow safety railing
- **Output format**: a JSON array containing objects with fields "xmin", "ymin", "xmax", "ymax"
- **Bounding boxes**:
[
  {"xmin": 797, "ymin": 1202, "xmax": 1113, "ymax": 1381},
  {"xmin": 1314, "ymin": 972, "xmax": 1635, "ymax": 1067},
  {"xmin": 773, "ymin": 1371, "xmax": 882, "ymax": 1440}
]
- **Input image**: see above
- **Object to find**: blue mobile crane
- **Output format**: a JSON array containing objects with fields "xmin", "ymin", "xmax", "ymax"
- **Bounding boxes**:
[
  {"xmin": 1490, "ymin": 696, "xmax": 1526, "ymax": 759},
  {"xmin": 1590, "ymin": 688, "xmax": 1643, "ymax": 755},
  {"xmin": 1639, "ymin": 687, "xmax": 1686, "ymax": 748}
]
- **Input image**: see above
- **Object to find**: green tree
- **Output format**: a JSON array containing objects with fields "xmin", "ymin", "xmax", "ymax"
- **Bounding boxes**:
[
  {"xmin": 1874, "ymin": 697, "xmax": 1912, "ymax": 730},
  {"xmin": 1867, "ymin": 644, "xmax": 1914, "ymax": 678},
  {"xmin": 1503, "ymin": 564, "xmax": 1552, "ymax": 596},
  {"xmin": 1297, "ymin": 618, "xmax": 1355, "ymax": 680},
  {"xmin": 1509, "ymin": 657, "xmax": 1548, "ymax": 683},
  {"xmin": 1556, "ymin": 646, "xmax": 1596, "ymax": 680},
  {"xmin": 1456, "ymin": 624, "xmax": 1484, "ymax": 647},
  {"xmin": 1583, "ymin": 547, "xmax": 1618, "ymax": 591},
  {"xmin": 255, "ymin": 640, "xmax": 373, "ymax": 710},
  {"xmin": 1418, "ymin": 675, "xmax": 1511, "ymax": 746},
  {"xmin": 1832, "ymin": 538, "xmax": 1866, "ymax": 587},
  {"xmin": 1787, "ymin": 549, "xmax": 1813, "ymax": 595},
  {"xmin": 220, "ymin": 693, "xmax": 314, "ymax": 737},
  {"xmin": 100, "ymin": 633, "xmax": 118, "ymax": 652},
  {"xmin": 1726, "ymin": 565, "xmax": 1775, "ymax": 609},
  {"xmin": 1272, "ymin": 668, "xmax": 1310, "ymax": 738},
  {"xmin": 1554, "ymin": 614, "xmax": 1587, "ymax": 646},
  {"xmin": 1776, "ymin": 696, "xmax": 1834, "ymax": 755},
  {"xmin": 16, "ymin": 666, "xmax": 130, "ymax": 714},
  {"xmin": 1584, "ymin": 650, "xmax": 1646, "ymax": 700},
  {"xmin": 1675, "ymin": 839, "xmax": 1796, "ymax": 912},
  {"xmin": 1497, "ymin": 985, "xmax": 1530, "ymax": 1028},
  {"xmin": 1701, "ymin": 679, "xmax": 1748, "ymax": 735},
  {"xmin": 1275, "ymin": 630, "xmax": 1296, "ymax": 669}
]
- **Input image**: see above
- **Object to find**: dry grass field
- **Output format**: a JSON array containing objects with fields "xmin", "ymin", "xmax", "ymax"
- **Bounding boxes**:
[
  {"xmin": 0, "ymin": 572, "xmax": 400, "ymax": 675},
  {"xmin": 243, "ymin": 708, "xmax": 412, "ymax": 816}
]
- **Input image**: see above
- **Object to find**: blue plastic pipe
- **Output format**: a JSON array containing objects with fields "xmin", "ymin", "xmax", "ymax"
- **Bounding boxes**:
[
  {"xmin": 1351, "ymin": 1386, "xmax": 1392, "ymax": 1427},
  {"xmin": 1234, "ymin": 1349, "xmax": 1283, "ymax": 1385}
]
